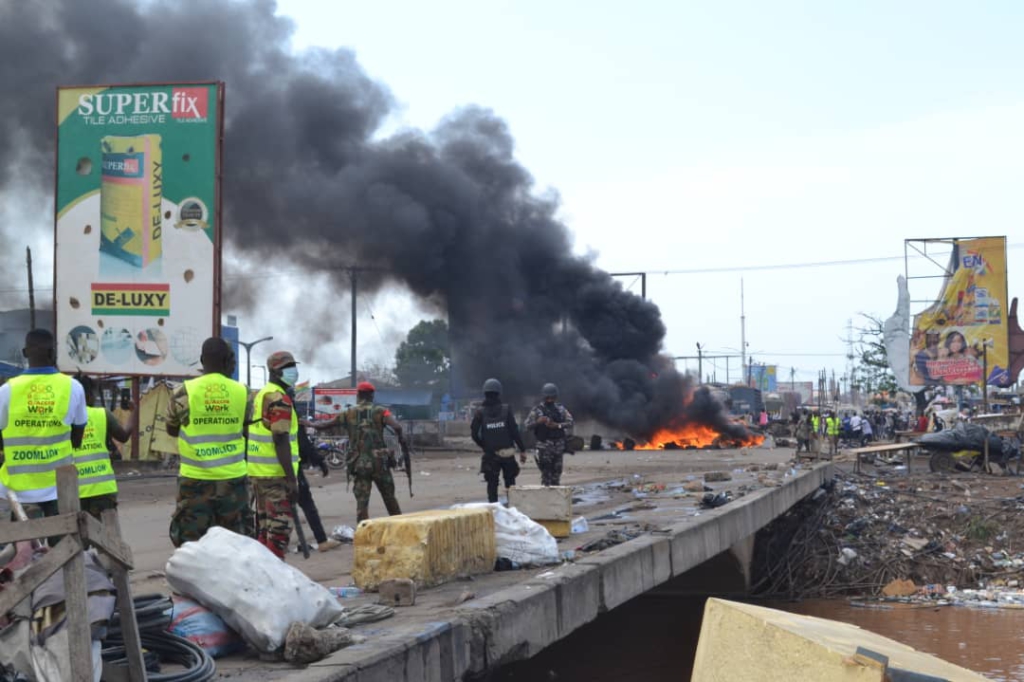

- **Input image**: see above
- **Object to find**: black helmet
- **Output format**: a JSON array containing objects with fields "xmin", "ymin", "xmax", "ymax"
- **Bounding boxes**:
[
  {"xmin": 542, "ymin": 383, "xmax": 558, "ymax": 398},
  {"xmin": 483, "ymin": 378, "xmax": 502, "ymax": 394}
]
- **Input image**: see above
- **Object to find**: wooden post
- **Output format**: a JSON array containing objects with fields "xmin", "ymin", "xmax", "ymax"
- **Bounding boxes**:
[
  {"xmin": 102, "ymin": 509, "xmax": 147, "ymax": 681},
  {"xmin": 130, "ymin": 377, "xmax": 141, "ymax": 461},
  {"xmin": 56, "ymin": 466, "xmax": 92, "ymax": 682}
]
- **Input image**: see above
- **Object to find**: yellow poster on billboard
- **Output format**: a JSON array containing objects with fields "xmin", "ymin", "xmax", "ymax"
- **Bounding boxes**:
[{"xmin": 909, "ymin": 237, "xmax": 1009, "ymax": 386}]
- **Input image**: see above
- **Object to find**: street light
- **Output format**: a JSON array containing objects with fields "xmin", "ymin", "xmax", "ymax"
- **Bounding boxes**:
[{"xmin": 238, "ymin": 336, "xmax": 274, "ymax": 387}]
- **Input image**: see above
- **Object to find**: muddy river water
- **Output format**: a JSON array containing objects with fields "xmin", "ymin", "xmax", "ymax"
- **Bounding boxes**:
[{"xmin": 489, "ymin": 595, "xmax": 1024, "ymax": 681}]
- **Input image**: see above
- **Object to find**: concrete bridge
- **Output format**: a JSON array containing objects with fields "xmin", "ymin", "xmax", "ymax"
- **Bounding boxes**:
[{"xmin": 284, "ymin": 462, "xmax": 833, "ymax": 682}]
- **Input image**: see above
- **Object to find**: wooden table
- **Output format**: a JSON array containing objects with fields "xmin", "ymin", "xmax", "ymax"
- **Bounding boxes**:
[
  {"xmin": 847, "ymin": 442, "xmax": 920, "ymax": 474},
  {"xmin": 893, "ymin": 430, "xmax": 922, "ymax": 443}
]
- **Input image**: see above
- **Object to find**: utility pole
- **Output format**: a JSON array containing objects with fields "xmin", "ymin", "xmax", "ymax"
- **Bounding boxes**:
[
  {"xmin": 740, "ymin": 278, "xmax": 746, "ymax": 382},
  {"xmin": 351, "ymin": 268, "xmax": 358, "ymax": 388},
  {"xmin": 26, "ymin": 247, "xmax": 35, "ymax": 330},
  {"xmin": 696, "ymin": 343, "xmax": 703, "ymax": 384},
  {"xmin": 790, "ymin": 367, "xmax": 795, "ymax": 391}
]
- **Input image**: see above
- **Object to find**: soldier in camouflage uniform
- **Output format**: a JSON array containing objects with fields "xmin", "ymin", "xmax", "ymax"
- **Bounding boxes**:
[
  {"xmin": 165, "ymin": 338, "xmax": 251, "ymax": 547},
  {"xmin": 307, "ymin": 381, "xmax": 409, "ymax": 523},
  {"xmin": 524, "ymin": 383, "xmax": 574, "ymax": 486}
]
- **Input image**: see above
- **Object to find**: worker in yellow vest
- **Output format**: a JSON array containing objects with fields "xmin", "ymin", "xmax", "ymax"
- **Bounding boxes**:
[
  {"xmin": 0, "ymin": 329, "xmax": 88, "ymax": 519},
  {"xmin": 810, "ymin": 412, "xmax": 821, "ymax": 455},
  {"xmin": 74, "ymin": 376, "xmax": 134, "ymax": 520},
  {"xmin": 825, "ymin": 411, "xmax": 840, "ymax": 456},
  {"xmin": 247, "ymin": 350, "xmax": 300, "ymax": 559},
  {"xmin": 165, "ymin": 338, "xmax": 251, "ymax": 546}
]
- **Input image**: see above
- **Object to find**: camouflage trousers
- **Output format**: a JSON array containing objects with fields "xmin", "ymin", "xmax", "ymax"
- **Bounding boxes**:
[
  {"xmin": 252, "ymin": 477, "xmax": 293, "ymax": 559},
  {"xmin": 81, "ymin": 493, "xmax": 118, "ymax": 521},
  {"xmin": 351, "ymin": 453, "xmax": 401, "ymax": 523},
  {"xmin": 169, "ymin": 476, "xmax": 250, "ymax": 548},
  {"xmin": 536, "ymin": 439, "xmax": 566, "ymax": 486}
]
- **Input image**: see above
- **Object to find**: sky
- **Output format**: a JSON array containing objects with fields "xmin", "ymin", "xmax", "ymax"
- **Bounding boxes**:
[
  {"xmin": 4, "ymin": 0, "xmax": 1022, "ymax": 391},
  {"xmin": 256, "ymin": 0, "xmax": 1023, "ymax": 389}
]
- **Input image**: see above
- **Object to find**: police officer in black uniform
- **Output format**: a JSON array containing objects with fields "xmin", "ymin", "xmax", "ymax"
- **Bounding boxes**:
[{"xmin": 470, "ymin": 378, "xmax": 526, "ymax": 503}]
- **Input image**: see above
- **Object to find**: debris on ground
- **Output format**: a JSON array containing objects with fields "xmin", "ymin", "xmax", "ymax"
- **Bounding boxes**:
[
  {"xmin": 578, "ymin": 529, "xmax": 644, "ymax": 552},
  {"xmin": 753, "ymin": 470, "xmax": 1024, "ymax": 599},
  {"xmin": 283, "ymin": 622, "xmax": 361, "ymax": 665}
]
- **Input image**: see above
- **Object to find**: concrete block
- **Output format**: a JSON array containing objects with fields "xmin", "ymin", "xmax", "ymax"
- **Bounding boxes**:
[
  {"xmin": 536, "ymin": 519, "xmax": 571, "ymax": 538},
  {"xmin": 378, "ymin": 579, "xmax": 417, "ymax": 607},
  {"xmin": 508, "ymin": 485, "xmax": 573, "ymax": 521},
  {"xmin": 692, "ymin": 598, "xmax": 988, "ymax": 681},
  {"xmin": 352, "ymin": 508, "xmax": 496, "ymax": 590}
]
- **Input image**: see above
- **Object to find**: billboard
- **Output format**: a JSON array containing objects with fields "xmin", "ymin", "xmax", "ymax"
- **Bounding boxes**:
[
  {"xmin": 313, "ymin": 387, "xmax": 358, "ymax": 420},
  {"xmin": 909, "ymin": 237, "xmax": 1009, "ymax": 386},
  {"xmin": 55, "ymin": 83, "xmax": 223, "ymax": 376},
  {"xmin": 748, "ymin": 364, "xmax": 777, "ymax": 392}
]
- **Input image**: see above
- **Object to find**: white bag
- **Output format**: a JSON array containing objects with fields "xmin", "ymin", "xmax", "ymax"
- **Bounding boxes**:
[
  {"xmin": 454, "ymin": 503, "xmax": 559, "ymax": 566},
  {"xmin": 165, "ymin": 527, "xmax": 344, "ymax": 652}
]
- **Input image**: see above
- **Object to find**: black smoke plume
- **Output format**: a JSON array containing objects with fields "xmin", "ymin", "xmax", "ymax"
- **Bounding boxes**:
[{"xmin": 0, "ymin": 0, "xmax": 746, "ymax": 440}]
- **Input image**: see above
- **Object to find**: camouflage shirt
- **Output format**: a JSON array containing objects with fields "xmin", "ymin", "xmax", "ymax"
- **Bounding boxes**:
[{"xmin": 524, "ymin": 401, "xmax": 574, "ymax": 442}]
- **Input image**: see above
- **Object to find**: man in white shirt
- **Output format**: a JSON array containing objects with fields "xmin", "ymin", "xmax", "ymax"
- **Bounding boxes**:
[{"xmin": 0, "ymin": 329, "xmax": 88, "ymax": 518}]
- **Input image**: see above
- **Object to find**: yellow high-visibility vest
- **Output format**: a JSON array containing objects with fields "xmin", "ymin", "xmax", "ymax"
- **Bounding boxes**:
[
  {"xmin": 0, "ymin": 373, "xmax": 74, "ymax": 492},
  {"xmin": 177, "ymin": 373, "xmax": 248, "ymax": 480},
  {"xmin": 75, "ymin": 406, "xmax": 118, "ymax": 498},
  {"xmin": 826, "ymin": 417, "xmax": 840, "ymax": 436},
  {"xmin": 246, "ymin": 382, "xmax": 298, "ymax": 478}
]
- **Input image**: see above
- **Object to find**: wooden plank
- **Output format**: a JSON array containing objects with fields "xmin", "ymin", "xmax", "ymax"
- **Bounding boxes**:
[
  {"xmin": 0, "ymin": 513, "xmax": 79, "ymax": 544},
  {"xmin": 0, "ymin": 535, "xmax": 81, "ymax": 617},
  {"xmin": 56, "ymin": 465, "xmax": 92, "ymax": 682},
  {"xmin": 79, "ymin": 512, "xmax": 133, "ymax": 569},
  {"xmin": 102, "ymin": 509, "xmax": 147, "ymax": 682},
  {"xmin": 848, "ymin": 443, "xmax": 918, "ymax": 455}
]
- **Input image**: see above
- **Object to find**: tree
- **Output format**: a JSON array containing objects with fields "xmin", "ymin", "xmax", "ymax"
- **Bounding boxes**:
[
  {"xmin": 851, "ymin": 313, "xmax": 931, "ymax": 413},
  {"xmin": 394, "ymin": 319, "xmax": 450, "ymax": 390},
  {"xmin": 850, "ymin": 314, "xmax": 898, "ymax": 400}
]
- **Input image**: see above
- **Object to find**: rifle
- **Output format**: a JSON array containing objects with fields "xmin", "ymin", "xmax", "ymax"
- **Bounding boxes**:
[
  {"xmin": 401, "ymin": 441, "xmax": 413, "ymax": 498},
  {"xmin": 290, "ymin": 485, "xmax": 310, "ymax": 559}
]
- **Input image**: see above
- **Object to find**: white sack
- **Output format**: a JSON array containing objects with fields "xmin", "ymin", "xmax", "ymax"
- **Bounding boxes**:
[
  {"xmin": 165, "ymin": 527, "xmax": 344, "ymax": 652},
  {"xmin": 454, "ymin": 503, "xmax": 559, "ymax": 566}
]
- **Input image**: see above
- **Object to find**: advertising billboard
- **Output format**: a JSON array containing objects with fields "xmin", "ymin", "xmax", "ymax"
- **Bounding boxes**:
[
  {"xmin": 55, "ymin": 83, "xmax": 223, "ymax": 376},
  {"xmin": 313, "ymin": 387, "xmax": 358, "ymax": 420},
  {"xmin": 748, "ymin": 364, "xmax": 777, "ymax": 392},
  {"xmin": 909, "ymin": 237, "xmax": 1009, "ymax": 386}
]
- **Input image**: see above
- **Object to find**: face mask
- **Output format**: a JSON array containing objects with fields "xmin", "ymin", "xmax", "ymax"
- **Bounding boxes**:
[{"xmin": 281, "ymin": 366, "xmax": 299, "ymax": 387}]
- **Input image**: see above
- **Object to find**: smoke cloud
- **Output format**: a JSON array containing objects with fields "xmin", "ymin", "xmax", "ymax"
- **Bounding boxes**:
[{"xmin": 0, "ymin": 0, "xmax": 744, "ymax": 440}]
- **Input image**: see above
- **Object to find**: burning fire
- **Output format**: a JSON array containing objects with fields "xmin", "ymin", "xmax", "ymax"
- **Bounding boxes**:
[{"xmin": 617, "ymin": 422, "xmax": 765, "ymax": 450}]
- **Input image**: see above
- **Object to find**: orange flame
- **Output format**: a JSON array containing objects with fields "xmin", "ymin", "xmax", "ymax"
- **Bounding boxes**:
[{"xmin": 616, "ymin": 422, "xmax": 765, "ymax": 450}]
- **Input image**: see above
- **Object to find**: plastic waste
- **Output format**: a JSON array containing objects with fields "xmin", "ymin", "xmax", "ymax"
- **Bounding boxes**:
[
  {"xmin": 571, "ymin": 517, "xmax": 589, "ymax": 534},
  {"xmin": 453, "ymin": 502, "xmax": 559, "ymax": 566},
  {"xmin": 169, "ymin": 595, "xmax": 245, "ymax": 658},
  {"xmin": 329, "ymin": 587, "xmax": 362, "ymax": 599},
  {"xmin": 330, "ymin": 525, "xmax": 356, "ymax": 543},
  {"xmin": 166, "ymin": 527, "xmax": 344, "ymax": 653}
]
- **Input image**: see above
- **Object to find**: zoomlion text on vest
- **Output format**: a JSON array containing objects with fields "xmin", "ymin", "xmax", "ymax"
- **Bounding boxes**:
[
  {"xmin": 11, "ymin": 449, "xmax": 60, "ymax": 461},
  {"xmin": 78, "ymin": 464, "xmax": 108, "ymax": 476},
  {"xmin": 194, "ymin": 445, "xmax": 236, "ymax": 457}
]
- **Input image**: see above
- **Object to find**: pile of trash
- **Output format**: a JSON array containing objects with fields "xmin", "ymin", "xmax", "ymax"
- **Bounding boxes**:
[
  {"xmin": 753, "ymin": 470, "xmax": 1024, "ymax": 599},
  {"xmin": 165, "ymin": 528, "xmax": 393, "ymax": 665}
]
